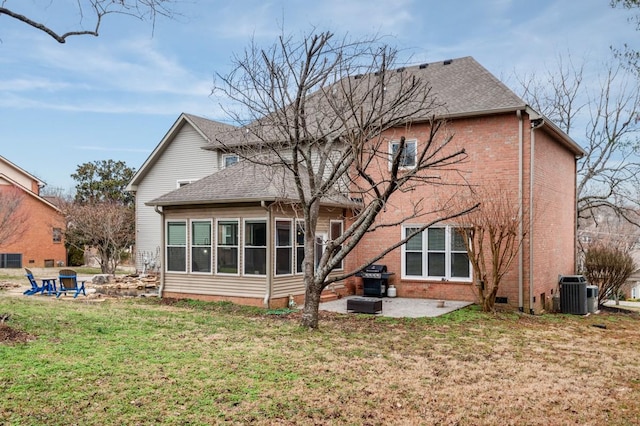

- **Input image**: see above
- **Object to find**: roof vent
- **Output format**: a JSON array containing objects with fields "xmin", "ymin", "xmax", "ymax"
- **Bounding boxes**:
[
  {"xmin": 418, "ymin": 63, "xmax": 428, "ymax": 69},
  {"xmin": 354, "ymin": 74, "xmax": 363, "ymax": 79},
  {"xmin": 396, "ymin": 67, "xmax": 405, "ymax": 73},
  {"xmin": 443, "ymin": 59, "xmax": 453, "ymax": 65}
]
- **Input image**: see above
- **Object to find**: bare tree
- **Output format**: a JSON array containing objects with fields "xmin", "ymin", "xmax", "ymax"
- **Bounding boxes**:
[
  {"xmin": 583, "ymin": 241, "xmax": 636, "ymax": 306},
  {"xmin": 0, "ymin": 186, "xmax": 29, "ymax": 246},
  {"xmin": 0, "ymin": 0, "xmax": 177, "ymax": 43},
  {"xmin": 64, "ymin": 202, "xmax": 134, "ymax": 274},
  {"xmin": 214, "ymin": 31, "xmax": 472, "ymax": 329},
  {"xmin": 517, "ymin": 58, "xmax": 640, "ymax": 229},
  {"xmin": 448, "ymin": 185, "xmax": 528, "ymax": 312}
]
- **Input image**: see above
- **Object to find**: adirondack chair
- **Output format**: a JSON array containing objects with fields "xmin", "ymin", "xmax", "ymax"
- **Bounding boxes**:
[
  {"xmin": 56, "ymin": 269, "xmax": 86, "ymax": 298},
  {"xmin": 23, "ymin": 268, "xmax": 45, "ymax": 295}
]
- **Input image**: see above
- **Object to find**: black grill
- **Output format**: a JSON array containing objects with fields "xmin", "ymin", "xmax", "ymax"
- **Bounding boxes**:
[{"xmin": 356, "ymin": 264, "xmax": 394, "ymax": 297}]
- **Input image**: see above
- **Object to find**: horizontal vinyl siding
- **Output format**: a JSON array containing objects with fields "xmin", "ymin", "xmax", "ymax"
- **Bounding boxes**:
[
  {"xmin": 164, "ymin": 273, "xmax": 266, "ymax": 298},
  {"xmin": 134, "ymin": 124, "xmax": 218, "ymax": 269}
]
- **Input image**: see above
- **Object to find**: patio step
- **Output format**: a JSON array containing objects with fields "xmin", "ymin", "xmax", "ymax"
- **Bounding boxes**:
[{"xmin": 320, "ymin": 293, "xmax": 339, "ymax": 303}]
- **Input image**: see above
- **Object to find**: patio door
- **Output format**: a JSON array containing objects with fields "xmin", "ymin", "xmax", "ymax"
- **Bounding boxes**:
[{"xmin": 314, "ymin": 233, "xmax": 327, "ymax": 270}]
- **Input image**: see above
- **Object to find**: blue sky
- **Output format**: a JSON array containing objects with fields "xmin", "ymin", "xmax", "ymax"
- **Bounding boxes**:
[{"xmin": 0, "ymin": 0, "xmax": 636, "ymax": 192}]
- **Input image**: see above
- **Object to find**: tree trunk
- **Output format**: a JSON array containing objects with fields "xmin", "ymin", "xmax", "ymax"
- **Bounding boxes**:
[{"xmin": 301, "ymin": 281, "xmax": 322, "ymax": 329}]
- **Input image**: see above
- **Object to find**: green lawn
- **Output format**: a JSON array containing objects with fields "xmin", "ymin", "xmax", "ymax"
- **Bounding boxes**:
[{"xmin": 1, "ymin": 296, "xmax": 639, "ymax": 425}]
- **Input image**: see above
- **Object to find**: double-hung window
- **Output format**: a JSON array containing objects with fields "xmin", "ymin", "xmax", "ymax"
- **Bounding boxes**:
[
  {"xmin": 191, "ymin": 220, "xmax": 212, "ymax": 273},
  {"xmin": 244, "ymin": 220, "xmax": 267, "ymax": 275},
  {"xmin": 402, "ymin": 225, "xmax": 471, "ymax": 280},
  {"xmin": 166, "ymin": 221, "xmax": 187, "ymax": 272},
  {"xmin": 275, "ymin": 220, "xmax": 293, "ymax": 275},
  {"xmin": 217, "ymin": 219, "xmax": 239, "ymax": 274},
  {"xmin": 390, "ymin": 139, "xmax": 417, "ymax": 169}
]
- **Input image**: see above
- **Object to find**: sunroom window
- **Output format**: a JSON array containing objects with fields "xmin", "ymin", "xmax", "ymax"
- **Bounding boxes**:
[
  {"xmin": 191, "ymin": 221, "xmax": 212, "ymax": 273},
  {"xmin": 244, "ymin": 220, "xmax": 266, "ymax": 275},
  {"xmin": 275, "ymin": 220, "xmax": 292, "ymax": 275},
  {"xmin": 217, "ymin": 220, "xmax": 238, "ymax": 274},
  {"xmin": 166, "ymin": 221, "xmax": 186, "ymax": 272}
]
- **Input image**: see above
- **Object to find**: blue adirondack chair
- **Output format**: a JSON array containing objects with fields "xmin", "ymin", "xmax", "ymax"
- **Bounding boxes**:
[
  {"xmin": 23, "ymin": 268, "xmax": 45, "ymax": 295},
  {"xmin": 56, "ymin": 269, "xmax": 86, "ymax": 298}
]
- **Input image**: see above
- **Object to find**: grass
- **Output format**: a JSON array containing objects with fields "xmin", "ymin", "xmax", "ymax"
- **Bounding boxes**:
[{"xmin": 1, "ymin": 296, "xmax": 639, "ymax": 425}]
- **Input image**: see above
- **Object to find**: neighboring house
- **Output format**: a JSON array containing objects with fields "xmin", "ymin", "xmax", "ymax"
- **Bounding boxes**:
[
  {"xmin": 0, "ymin": 155, "xmax": 66, "ymax": 268},
  {"xmin": 132, "ymin": 57, "xmax": 584, "ymax": 312}
]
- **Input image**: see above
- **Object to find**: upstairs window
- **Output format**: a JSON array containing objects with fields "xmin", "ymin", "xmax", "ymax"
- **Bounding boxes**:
[
  {"xmin": 222, "ymin": 154, "xmax": 239, "ymax": 168},
  {"xmin": 390, "ymin": 139, "xmax": 417, "ymax": 169},
  {"xmin": 52, "ymin": 227, "xmax": 62, "ymax": 243}
]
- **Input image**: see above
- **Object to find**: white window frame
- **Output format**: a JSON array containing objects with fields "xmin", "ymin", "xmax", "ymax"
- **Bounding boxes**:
[
  {"xmin": 166, "ymin": 220, "xmax": 187, "ymax": 274},
  {"xmin": 176, "ymin": 179, "xmax": 197, "ymax": 188},
  {"xmin": 190, "ymin": 219, "xmax": 213, "ymax": 275},
  {"xmin": 400, "ymin": 225, "xmax": 472, "ymax": 282},
  {"xmin": 295, "ymin": 220, "xmax": 305, "ymax": 274},
  {"xmin": 389, "ymin": 139, "xmax": 417, "ymax": 170},
  {"xmin": 222, "ymin": 153, "xmax": 239, "ymax": 168},
  {"xmin": 275, "ymin": 218, "xmax": 293, "ymax": 276},
  {"xmin": 216, "ymin": 218, "xmax": 240, "ymax": 276},
  {"xmin": 329, "ymin": 220, "xmax": 344, "ymax": 270},
  {"xmin": 243, "ymin": 218, "xmax": 267, "ymax": 276}
]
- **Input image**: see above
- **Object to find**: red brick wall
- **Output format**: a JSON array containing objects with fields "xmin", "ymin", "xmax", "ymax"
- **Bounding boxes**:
[
  {"xmin": 346, "ymin": 112, "xmax": 578, "ymax": 312},
  {"xmin": 0, "ymin": 185, "xmax": 66, "ymax": 268}
]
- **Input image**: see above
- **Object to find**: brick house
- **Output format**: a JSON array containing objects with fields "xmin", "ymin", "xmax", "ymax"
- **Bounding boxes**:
[
  {"xmin": 132, "ymin": 57, "xmax": 584, "ymax": 313},
  {"xmin": 0, "ymin": 155, "xmax": 66, "ymax": 268}
]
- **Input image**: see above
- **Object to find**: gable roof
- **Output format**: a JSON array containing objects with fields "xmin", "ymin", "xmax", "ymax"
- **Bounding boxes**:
[
  {"xmin": 0, "ymin": 155, "xmax": 45, "ymax": 187},
  {"xmin": 147, "ymin": 161, "xmax": 356, "ymax": 208},
  {"xmin": 126, "ymin": 113, "xmax": 235, "ymax": 190},
  {"xmin": 201, "ymin": 56, "xmax": 582, "ymax": 155},
  {"xmin": 0, "ymin": 173, "xmax": 61, "ymax": 213}
]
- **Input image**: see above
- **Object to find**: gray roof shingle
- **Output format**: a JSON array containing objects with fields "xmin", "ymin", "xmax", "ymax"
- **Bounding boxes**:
[{"xmin": 147, "ymin": 161, "xmax": 355, "ymax": 207}]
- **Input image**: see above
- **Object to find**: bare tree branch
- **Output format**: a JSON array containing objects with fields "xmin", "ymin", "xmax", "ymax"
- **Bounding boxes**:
[
  {"xmin": 0, "ymin": 186, "xmax": 29, "ymax": 246},
  {"xmin": 0, "ymin": 1, "xmax": 177, "ymax": 43},
  {"xmin": 213, "ymin": 31, "xmax": 471, "ymax": 328}
]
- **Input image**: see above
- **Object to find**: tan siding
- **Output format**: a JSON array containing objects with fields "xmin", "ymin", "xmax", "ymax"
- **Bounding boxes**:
[{"xmin": 164, "ymin": 273, "xmax": 265, "ymax": 298}]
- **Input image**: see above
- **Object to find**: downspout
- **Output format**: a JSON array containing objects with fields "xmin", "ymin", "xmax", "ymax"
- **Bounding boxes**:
[
  {"xmin": 154, "ymin": 205, "xmax": 165, "ymax": 297},
  {"xmin": 517, "ymin": 110, "xmax": 524, "ymax": 312},
  {"xmin": 261, "ymin": 200, "xmax": 273, "ymax": 308},
  {"xmin": 529, "ymin": 118, "xmax": 544, "ymax": 314}
]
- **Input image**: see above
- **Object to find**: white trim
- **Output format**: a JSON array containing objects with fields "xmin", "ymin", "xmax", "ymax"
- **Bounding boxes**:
[
  {"xmin": 400, "ymin": 225, "xmax": 472, "ymax": 282},
  {"xmin": 176, "ymin": 178, "xmax": 198, "ymax": 188},
  {"xmin": 329, "ymin": 220, "xmax": 344, "ymax": 271},
  {"xmin": 295, "ymin": 220, "xmax": 305, "ymax": 275},
  {"xmin": 389, "ymin": 139, "xmax": 418, "ymax": 170},
  {"xmin": 243, "ymin": 218, "xmax": 268, "ymax": 277},
  {"xmin": 189, "ymin": 219, "xmax": 213, "ymax": 275},
  {"xmin": 215, "ymin": 218, "xmax": 240, "ymax": 276},
  {"xmin": 274, "ymin": 218, "xmax": 294, "ymax": 276},
  {"xmin": 222, "ymin": 153, "xmax": 239, "ymax": 169},
  {"xmin": 165, "ymin": 219, "xmax": 188, "ymax": 274}
]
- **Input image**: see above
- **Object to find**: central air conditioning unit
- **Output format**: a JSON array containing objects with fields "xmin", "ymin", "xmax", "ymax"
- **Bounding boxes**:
[{"xmin": 559, "ymin": 275, "xmax": 588, "ymax": 315}]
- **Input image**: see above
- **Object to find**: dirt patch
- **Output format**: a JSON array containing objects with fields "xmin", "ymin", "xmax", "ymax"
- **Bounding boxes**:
[{"xmin": 0, "ymin": 323, "xmax": 35, "ymax": 345}]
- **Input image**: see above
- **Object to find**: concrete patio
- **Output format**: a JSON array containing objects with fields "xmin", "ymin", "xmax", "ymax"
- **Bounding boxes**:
[{"xmin": 319, "ymin": 295, "xmax": 473, "ymax": 318}]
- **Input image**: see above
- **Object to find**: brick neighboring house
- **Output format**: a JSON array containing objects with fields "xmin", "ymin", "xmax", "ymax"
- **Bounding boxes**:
[
  {"xmin": 133, "ymin": 57, "xmax": 585, "ymax": 313},
  {"xmin": 0, "ymin": 156, "xmax": 66, "ymax": 268}
]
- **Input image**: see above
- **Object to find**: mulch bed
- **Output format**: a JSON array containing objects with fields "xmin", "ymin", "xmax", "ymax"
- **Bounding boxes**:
[{"xmin": 0, "ymin": 323, "xmax": 35, "ymax": 344}]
